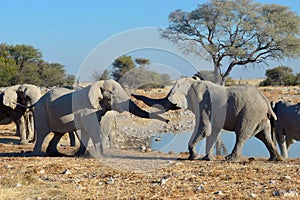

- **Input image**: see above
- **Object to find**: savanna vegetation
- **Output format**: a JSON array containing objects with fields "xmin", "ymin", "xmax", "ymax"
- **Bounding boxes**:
[
  {"xmin": 0, "ymin": 44, "xmax": 75, "ymax": 87},
  {"xmin": 93, "ymin": 55, "xmax": 172, "ymax": 89},
  {"xmin": 260, "ymin": 66, "xmax": 300, "ymax": 86}
]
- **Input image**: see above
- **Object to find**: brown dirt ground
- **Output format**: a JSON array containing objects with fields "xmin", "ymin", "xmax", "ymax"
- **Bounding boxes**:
[{"xmin": 0, "ymin": 85, "xmax": 300, "ymax": 199}]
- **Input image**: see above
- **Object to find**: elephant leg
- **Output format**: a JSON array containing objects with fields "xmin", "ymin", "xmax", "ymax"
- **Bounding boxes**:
[
  {"xmin": 202, "ymin": 128, "xmax": 222, "ymax": 161},
  {"xmin": 225, "ymin": 132, "xmax": 249, "ymax": 162},
  {"xmin": 255, "ymin": 128, "xmax": 282, "ymax": 161},
  {"xmin": 75, "ymin": 130, "xmax": 89, "ymax": 156},
  {"xmin": 187, "ymin": 133, "xmax": 202, "ymax": 160},
  {"xmin": 33, "ymin": 128, "xmax": 50, "ymax": 155},
  {"xmin": 17, "ymin": 116, "xmax": 28, "ymax": 145},
  {"xmin": 188, "ymin": 127, "xmax": 209, "ymax": 160},
  {"xmin": 69, "ymin": 132, "xmax": 76, "ymax": 147},
  {"xmin": 285, "ymin": 136, "xmax": 296, "ymax": 156},
  {"xmin": 46, "ymin": 133, "xmax": 63, "ymax": 156},
  {"xmin": 100, "ymin": 111, "xmax": 117, "ymax": 149},
  {"xmin": 27, "ymin": 112, "xmax": 35, "ymax": 142},
  {"xmin": 85, "ymin": 115, "xmax": 103, "ymax": 156},
  {"xmin": 275, "ymin": 128, "xmax": 288, "ymax": 158}
]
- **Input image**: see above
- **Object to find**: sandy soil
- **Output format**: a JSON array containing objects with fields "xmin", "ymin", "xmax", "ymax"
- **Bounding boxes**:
[{"xmin": 0, "ymin": 85, "xmax": 300, "ymax": 199}]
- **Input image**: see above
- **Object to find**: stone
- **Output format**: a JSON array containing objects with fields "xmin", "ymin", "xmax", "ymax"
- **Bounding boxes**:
[
  {"xmin": 159, "ymin": 178, "xmax": 167, "ymax": 185},
  {"xmin": 282, "ymin": 175, "xmax": 291, "ymax": 180},
  {"xmin": 213, "ymin": 191, "xmax": 223, "ymax": 195},
  {"xmin": 15, "ymin": 183, "xmax": 22, "ymax": 187},
  {"xmin": 62, "ymin": 169, "xmax": 72, "ymax": 175},
  {"xmin": 250, "ymin": 193, "xmax": 257, "ymax": 198},
  {"xmin": 273, "ymin": 190, "xmax": 298, "ymax": 197},
  {"xmin": 106, "ymin": 177, "xmax": 114, "ymax": 185},
  {"xmin": 269, "ymin": 180, "xmax": 276, "ymax": 184},
  {"xmin": 196, "ymin": 185, "xmax": 205, "ymax": 192}
]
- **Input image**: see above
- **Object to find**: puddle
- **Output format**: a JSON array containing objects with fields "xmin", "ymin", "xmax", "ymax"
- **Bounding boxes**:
[{"xmin": 150, "ymin": 130, "xmax": 300, "ymax": 158}]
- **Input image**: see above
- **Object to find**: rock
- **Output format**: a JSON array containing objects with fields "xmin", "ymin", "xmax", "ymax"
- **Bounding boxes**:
[
  {"xmin": 4, "ymin": 164, "xmax": 13, "ymax": 169},
  {"xmin": 39, "ymin": 169, "xmax": 45, "ymax": 174},
  {"xmin": 196, "ymin": 184, "xmax": 205, "ymax": 192},
  {"xmin": 273, "ymin": 190, "xmax": 299, "ymax": 197},
  {"xmin": 76, "ymin": 185, "xmax": 83, "ymax": 190},
  {"xmin": 269, "ymin": 180, "xmax": 276, "ymax": 184},
  {"xmin": 250, "ymin": 193, "xmax": 257, "ymax": 198},
  {"xmin": 252, "ymin": 181, "xmax": 258, "ymax": 186},
  {"xmin": 140, "ymin": 145, "xmax": 146, "ymax": 152},
  {"xmin": 159, "ymin": 178, "xmax": 168, "ymax": 185},
  {"xmin": 145, "ymin": 147, "xmax": 152, "ymax": 153},
  {"xmin": 282, "ymin": 175, "xmax": 291, "ymax": 180},
  {"xmin": 213, "ymin": 191, "xmax": 223, "ymax": 195},
  {"xmin": 62, "ymin": 169, "xmax": 72, "ymax": 175},
  {"xmin": 15, "ymin": 183, "xmax": 22, "ymax": 187},
  {"xmin": 283, "ymin": 190, "xmax": 298, "ymax": 197},
  {"xmin": 106, "ymin": 177, "xmax": 114, "ymax": 185}
]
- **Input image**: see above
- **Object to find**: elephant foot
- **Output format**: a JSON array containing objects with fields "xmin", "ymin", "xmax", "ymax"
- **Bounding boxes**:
[
  {"xmin": 201, "ymin": 154, "xmax": 215, "ymax": 161},
  {"xmin": 188, "ymin": 152, "xmax": 200, "ymax": 160},
  {"xmin": 225, "ymin": 154, "xmax": 240, "ymax": 162},
  {"xmin": 20, "ymin": 140, "xmax": 29, "ymax": 145},
  {"xmin": 46, "ymin": 149, "xmax": 63, "ymax": 157},
  {"xmin": 268, "ymin": 155, "xmax": 283, "ymax": 161}
]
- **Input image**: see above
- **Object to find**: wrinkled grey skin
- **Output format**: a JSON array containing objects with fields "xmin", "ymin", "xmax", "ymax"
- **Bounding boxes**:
[
  {"xmin": 133, "ymin": 77, "xmax": 282, "ymax": 161},
  {"xmin": 32, "ymin": 80, "xmax": 167, "ymax": 156},
  {"xmin": 271, "ymin": 101, "xmax": 300, "ymax": 158},
  {"xmin": 0, "ymin": 84, "xmax": 41, "ymax": 144}
]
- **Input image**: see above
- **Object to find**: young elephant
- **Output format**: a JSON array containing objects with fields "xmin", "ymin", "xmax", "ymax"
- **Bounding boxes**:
[
  {"xmin": 271, "ymin": 101, "xmax": 300, "ymax": 158},
  {"xmin": 133, "ymin": 77, "xmax": 282, "ymax": 161},
  {"xmin": 32, "ymin": 80, "xmax": 167, "ymax": 156},
  {"xmin": 0, "ymin": 84, "xmax": 41, "ymax": 144}
]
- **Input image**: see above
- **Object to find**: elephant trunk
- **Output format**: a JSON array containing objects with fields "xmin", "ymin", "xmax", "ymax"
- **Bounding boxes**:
[
  {"xmin": 128, "ymin": 100, "xmax": 169, "ymax": 123},
  {"xmin": 132, "ymin": 94, "xmax": 179, "ymax": 112}
]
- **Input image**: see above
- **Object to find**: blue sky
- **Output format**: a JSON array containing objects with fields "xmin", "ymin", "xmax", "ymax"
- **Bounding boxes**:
[{"xmin": 1, "ymin": 0, "xmax": 300, "ymax": 81}]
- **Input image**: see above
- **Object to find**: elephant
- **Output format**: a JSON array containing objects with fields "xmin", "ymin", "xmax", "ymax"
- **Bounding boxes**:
[
  {"xmin": 0, "ymin": 84, "xmax": 41, "ymax": 144},
  {"xmin": 132, "ymin": 77, "xmax": 282, "ymax": 161},
  {"xmin": 32, "ymin": 79, "xmax": 168, "ymax": 156},
  {"xmin": 271, "ymin": 101, "xmax": 300, "ymax": 158}
]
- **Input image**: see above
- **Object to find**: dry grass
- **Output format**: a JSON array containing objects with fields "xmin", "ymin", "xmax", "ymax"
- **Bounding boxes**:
[{"xmin": 0, "ymin": 149, "xmax": 299, "ymax": 199}]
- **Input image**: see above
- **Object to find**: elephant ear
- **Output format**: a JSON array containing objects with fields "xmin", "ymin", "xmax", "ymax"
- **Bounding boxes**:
[
  {"xmin": 88, "ymin": 81, "xmax": 104, "ymax": 109},
  {"xmin": 3, "ymin": 85, "xmax": 20, "ymax": 109},
  {"xmin": 18, "ymin": 84, "xmax": 42, "ymax": 105},
  {"xmin": 168, "ymin": 78, "xmax": 193, "ymax": 110}
]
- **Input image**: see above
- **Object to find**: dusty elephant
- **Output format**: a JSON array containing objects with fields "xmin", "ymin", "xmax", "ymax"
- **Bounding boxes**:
[
  {"xmin": 133, "ymin": 77, "xmax": 282, "ymax": 161},
  {"xmin": 271, "ymin": 101, "xmax": 300, "ymax": 158},
  {"xmin": 0, "ymin": 84, "xmax": 41, "ymax": 144},
  {"xmin": 32, "ymin": 79, "xmax": 167, "ymax": 156}
]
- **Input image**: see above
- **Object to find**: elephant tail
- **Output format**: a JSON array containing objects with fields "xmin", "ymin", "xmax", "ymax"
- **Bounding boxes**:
[{"xmin": 268, "ymin": 106, "xmax": 277, "ymax": 121}]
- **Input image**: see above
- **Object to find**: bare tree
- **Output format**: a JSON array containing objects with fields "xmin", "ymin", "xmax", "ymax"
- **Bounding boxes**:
[{"xmin": 161, "ymin": 0, "xmax": 300, "ymax": 85}]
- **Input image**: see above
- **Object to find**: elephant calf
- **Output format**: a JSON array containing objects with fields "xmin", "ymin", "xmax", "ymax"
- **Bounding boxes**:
[{"xmin": 271, "ymin": 101, "xmax": 300, "ymax": 158}]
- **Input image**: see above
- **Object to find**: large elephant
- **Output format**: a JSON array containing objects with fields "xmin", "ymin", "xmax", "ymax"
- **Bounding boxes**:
[
  {"xmin": 0, "ymin": 84, "xmax": 41, "ymax": 144},
  {"xmin": 271, "ymin": 101, "xmax": 300, "ymax": 158},
  {"xmin": 32, "ymin": 79, "xmax": 167, "ymax": 156},
  {"xmin": 133, "ymin": 77, "xmax": 282, "ymax": 161}
]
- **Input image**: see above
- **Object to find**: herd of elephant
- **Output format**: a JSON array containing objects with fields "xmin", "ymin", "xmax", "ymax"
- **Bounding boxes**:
[{"xmin": 0, "ymin": 77, "xmax": 299, "ymax": 161}]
